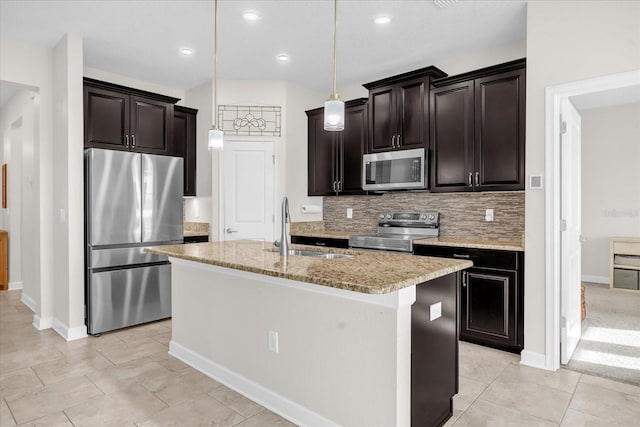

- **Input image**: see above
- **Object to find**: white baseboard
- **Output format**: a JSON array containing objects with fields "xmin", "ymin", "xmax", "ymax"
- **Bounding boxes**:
[
  {"xmin": 581, "ymin": 275, "xmax": 608, "ymax": 285},
  {"xmin": 169, "ymin": 341, "xmax": 339, "ymax": 427},
  {"xmin": 53, "ymin": 319, "xmax": 88, "ymax": 341},
  {"xmin": 33, "ymin": 314, "xmax": 54, "ymax": 330},
  {"xmin": 9, "ymin": 280, "xmax": 23, "ymax": 290},
  {"xmin": 21, "ymin": 291, "xmax": 37, "ymax": 313},
  {"xmin": 520, "ymin": 350, "xmax": 550, "ymax": 371}
]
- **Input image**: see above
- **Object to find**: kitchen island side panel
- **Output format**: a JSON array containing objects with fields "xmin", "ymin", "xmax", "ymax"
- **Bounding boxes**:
[{"xmin": 169, "ymin": 259, "xmax": 411, "ymax": 427}]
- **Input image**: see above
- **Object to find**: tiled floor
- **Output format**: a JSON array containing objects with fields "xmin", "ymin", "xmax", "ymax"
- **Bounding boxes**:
[{"xmin": 1, "ymin": 290, "xmax": 639, "ymax": 426}]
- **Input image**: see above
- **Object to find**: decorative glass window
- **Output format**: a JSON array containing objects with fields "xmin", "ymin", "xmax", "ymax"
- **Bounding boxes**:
[{"xmin": 218, "ymin": 105, "xmax": 282, "ymax": 137}]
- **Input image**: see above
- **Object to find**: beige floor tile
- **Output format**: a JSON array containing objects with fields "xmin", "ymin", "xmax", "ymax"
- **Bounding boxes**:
[
  {"xmin": 0, "ymin": 368, "xmax": 43, "ymax": 401},
  {"xmin": 150, "ymin": 331, "xmax": 171, "ymax": 346},
  {"xmin": 234, "ymin": 410, "xmax": 297, "ymax": 427},
  {"xmin": 137, "ymin": 393, "xmax": 245, "ymax": 427},
  {"xmin": 147, "ymin": 351, "xmax": 190, "ymax": 373},
  {"xmin": 0, "ymin": 398, "xmax": 16, "ymax": 427},
  {"xmin": 569, "ymin": 381, "xmax": 640, "ymax": 426},
  {"xmin": 480, "ymin": 374, "xmax": 573, "ymax": 423},
  {"xmin": 96, "ymin": 337, "xmax": 167, "ymax": 365},
  {"xmin": 143, "ymin": 368, "xmax": 222, "ymax": 406},
  {"xmin": 111, "ymin": 321, "xmax": 171, "ymax": 343},
  {"xmin": 5, "ymin": 375, "xmax": 103, "ymax": 424},
  {"xmin": 64, "ymin": 384, "xmax": 166, "ymax": 426},
  {"xmin": 561, "ymin": 408, "xmax": 623, "ymax": 427},
  {"xmin": 86, "ymin": 357, "xmax": 170, "ymax": 395},
  {"xmin": 16, "ymin": 412, "xmax": 73, "ymax": 427},
  {"xmin": 579, "ymin": 373, "xmax": 640, "ymax": 398},
  {"xmin": 208, "ymin": 385, "xmax": 265, "ymax": 418},
  {"xmin": 32, "ymin": 351, "xmax": 113, "ymax": 385},
  {"xmin": 450, "ymin": 375, "xmax": 488, "ymax": 422},
  {"xmin": 53, "ymin": 333, "xmax": 123, "ymax": 356},
  {"xmin": 0, "ymin": 346, "xmax": 65, "ymax": 375},
  {"xmin": 499, "ymin": 362, "xmax": 582, "ymax": 394},
  {"xmin": 457, "ymin": 342, "xmax": 517, "ymax": 384},
  {"xmin": 453, "ymin": 399, "xmax": 557, "ymax": 427}
]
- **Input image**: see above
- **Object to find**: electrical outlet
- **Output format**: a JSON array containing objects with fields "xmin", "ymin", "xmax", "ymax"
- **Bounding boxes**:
[
  {"xmin": 485, "ymin": 209, "xmax": 494, "ymax": 222},
  {"xmin": 268, "ymin": 330, "xmax": 279, "ymax": 353},
  {"xmin": 347, "ymin": 208, "xmax": 353, "ymax": 219},
  {"xmin": 430, "ymin": 302, "xmax": 442, "ymax": 321}
]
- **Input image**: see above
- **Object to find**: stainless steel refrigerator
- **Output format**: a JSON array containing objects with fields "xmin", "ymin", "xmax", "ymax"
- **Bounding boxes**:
[{"xmin": 84, "ymin": 148, "xmax": 183, "ymax": 335}]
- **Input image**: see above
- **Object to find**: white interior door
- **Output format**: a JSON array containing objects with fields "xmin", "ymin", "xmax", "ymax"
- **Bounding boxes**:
[
  {"xmin": 222, "ymin": 140, "xmax": 275, "ymax": 241},
  {"xmin": 560, "ymin": 98, "xmax": 582, "ymax": 364}
]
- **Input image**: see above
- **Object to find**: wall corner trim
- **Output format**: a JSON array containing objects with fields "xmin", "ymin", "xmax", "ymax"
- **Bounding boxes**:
[
  {"xmin": 581, "ymin": 275, "xmax": 608, "ymax": 285},
  {"xmin": 519, "ymin": 349, "xmax": 550, "ymax": 371},
  {"xmin": 33, "ymin": 314, "xmax": 54, "ymax": 330},
  {"xmin": 53, "ymin": 319, "xmax": 88, "ymax": 341},
  {"xmin": 20, "ymin": 291, "xmax": 37, "ymax": 313},
  {"xmin": 9, "ymin": 281, "xmax": 23, "ymax": 290}
]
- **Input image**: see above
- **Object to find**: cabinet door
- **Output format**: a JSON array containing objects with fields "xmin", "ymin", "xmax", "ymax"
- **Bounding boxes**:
[
  {"xmin": 429, "ymin": 81, "xmax": 474, "ymax": 192},
  {"xmin": 368, "ymin": 86, "xmax": 395, "ymax": 152},
  {"xmin": 474, "ymin": 69, "xmax": 525, "ymax": 191},
  {"xmin": 307, "ymin": 111, "xmax": 337, "ymax": 196},
  {"xmin": 397, "ymin": 77, "xmax": 428, "ymax": 150},
  {"xmin": 84, "ymin": 85, "xmax": 130, "ymax": 150},
  {"xmin": 461, "ymin": 268, "xmax": 517, "ymax": 348},
  {"xmin": 340, "ymin": 103, "xmax": 367, "ymax": 194},
  {"xmin": 174, "ymin": 108, "xmax": 197, "ymax": 196},
  {"xmin": 130, "ymin": 96, "xmax": 175, "ymax": 155}
]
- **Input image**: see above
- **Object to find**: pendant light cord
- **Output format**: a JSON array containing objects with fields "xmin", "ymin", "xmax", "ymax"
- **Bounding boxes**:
[
  {"xmin": 332, "ymin": 0, "xmax": 338, "ymax": 96},
  {"xmin": 213, "ymin": 0, "xmax": 219, "ymax": 128}
]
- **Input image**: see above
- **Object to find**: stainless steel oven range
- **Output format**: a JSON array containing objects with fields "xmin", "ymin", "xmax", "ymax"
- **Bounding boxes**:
[{"xmin": 348, "ymin": 212, "xmax": 439, "ymax": 253}]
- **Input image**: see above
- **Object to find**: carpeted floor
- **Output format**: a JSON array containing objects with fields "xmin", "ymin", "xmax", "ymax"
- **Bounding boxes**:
[{"xmin": 566, "ymin": 282, "xmax": 640, "ymax": 385}]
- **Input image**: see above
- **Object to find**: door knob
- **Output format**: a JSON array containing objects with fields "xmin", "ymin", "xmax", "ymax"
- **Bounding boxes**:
[{"xmin": 225, "ymin": 228, "xmax": 238, "ymax": 234}]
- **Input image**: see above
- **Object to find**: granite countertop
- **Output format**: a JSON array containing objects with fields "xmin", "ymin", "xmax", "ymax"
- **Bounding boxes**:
[
  {"xmin": 292, "ymin": 230, "xmax": 353, "ymax": 240},
  {"xmin": 146, "ymin": 240, "xmax": 472, "ymax": 295},
  {"xmin": 413, "ymin": 237, "xmax": 524, "ymax": 252}
]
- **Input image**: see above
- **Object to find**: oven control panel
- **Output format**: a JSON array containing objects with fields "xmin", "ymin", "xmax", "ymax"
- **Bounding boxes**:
[{"xmin": 378, "ymin": 212, "xmax": 439, "ymax": 227}]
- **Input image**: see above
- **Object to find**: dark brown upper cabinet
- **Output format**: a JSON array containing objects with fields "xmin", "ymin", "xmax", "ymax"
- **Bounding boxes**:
[
  {"xmin": 430, "ymin": 59, "xmax": 526, "ymax": 192},
  {"xmin": 364, "ymin": 66, "xmax": 446, "ymax": 153},
  {"xmin": 306, "ymin": 99, "xmax": 368, "ymax": 196},
  {"xmin": 173, "ymin": 106, "xmax": 198, "ymax": 197},
  {"xmin": 84, "ymin": 78, "xmax": 179, "ymax": 156}
]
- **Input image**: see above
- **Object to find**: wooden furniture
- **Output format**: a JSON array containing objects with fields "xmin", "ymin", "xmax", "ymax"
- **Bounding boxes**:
[
  {"xmin": 610, "ymin": 237, "xmax": 640, "ymax": 291},
  {"xmin": 84, "ymin": 78, "xmax": 180, "ymax": 156},
  {"xmin": 414, "ymin": 245, "xmax": 525, "ymax": 353},
  {"xmin": 0, "ymin": 230, "xmax": 7, "ymax": 291},
  {"xmin": 306, "ymin": 99, "xmax": 368, "ymax": 196},
  {"xmin": 430, "ymin": 59, "xmax": 526, "ymax": 192},
  {"xmin": 173, "ymin": 106, "xmax": 198, "ymax": 196},
  {"xmin": 364, "ymin": 66, "xmax": 446, "ymax": 153}
]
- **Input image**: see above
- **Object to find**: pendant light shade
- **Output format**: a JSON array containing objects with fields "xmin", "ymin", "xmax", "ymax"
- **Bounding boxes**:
[
  {"xmin": 324, "ymin": 0, "xmax": 344, "ymax": 132},
  {"xmin": 209, "ymin": 0, "xmax": 223, "ymax": 151}
]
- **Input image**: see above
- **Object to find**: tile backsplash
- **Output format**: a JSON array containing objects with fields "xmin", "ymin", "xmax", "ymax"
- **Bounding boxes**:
[{"xmin": 323, "ymin": 192, "xmax": 524, "ymax": 240}]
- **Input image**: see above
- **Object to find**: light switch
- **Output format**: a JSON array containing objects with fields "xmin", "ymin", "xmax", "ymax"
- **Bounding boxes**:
[
  {"xmin": 430, "ymin": 302, "xmax": 442, "ymax": 321},
  {"xmin": 268, "ymin": 330, "xmax": 279, "ymax": 353},
  {"xmin": 59, "ymin": 208, "xmax": 66, "ymax": 223},
  {"xmin": 347, "ymin": 208, "xmax": 353, "ymax": 219},
  {"xmin": 485, "ymin": 209, "xmax": 494, "ymax": 222}
]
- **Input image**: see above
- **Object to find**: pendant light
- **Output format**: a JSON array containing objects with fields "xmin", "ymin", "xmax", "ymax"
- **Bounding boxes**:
[
  {"xmin": 208, "ymin": 0, "xmax": 224, "ymax": 150},
  {"xmin": 324, "ymin": 0, "xmax": 344, "ymax": 131}
]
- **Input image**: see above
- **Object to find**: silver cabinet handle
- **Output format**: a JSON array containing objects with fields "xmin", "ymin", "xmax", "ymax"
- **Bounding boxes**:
[
  {"xmin": 333, "ymin": 181, "xmax": 337, "ymax": 192},
  {"xmin": 462, "ymin": 272, "xmax": 467, "ymax": 288},
  {"xmin": 225, "ymin": 228, "xmax": 238, "ymax": 234},
  {"xmin": 131, "ymin": 135, "xmax": 136, "ymax": 148},
  {"xmin": 391, "ymin": 135, "xmax": 396, "ymax": 148},
  {"xmin": 468, "ymin": 172, "xmax": 472, "ymax": 187},
  {"xmin": 475, "ymin": 172, "xmax": 479, "ymax": 187},
  {"xmin": 337, "ymin": 181, "xmax": 342, "ymax": 192},
  {"xmin": 397, "ymin": 134, "xmax": 401, "ymax": 147},
  {"xmin": 453, "ymin": 254, "xmax": 470, "ymax": 259},
  {"xmin": 125, "ymin": 135, "xmax": 130, "ymax": 148},
  {"xmin": 315, "ymin": 242, "xmax": 327, "ymax": 246}
]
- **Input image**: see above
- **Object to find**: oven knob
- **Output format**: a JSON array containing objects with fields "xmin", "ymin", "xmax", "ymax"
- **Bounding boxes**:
[
  {"xmin": 385, "ymin": 213, "xmax": 392, "ymax": 220},
  {"xmin": 428, "ymin": 214, "xmax": 436, "ymax": 221},
  {"xmin": 420, "ymin": 214, "xmax": 427, "ymax": 220},
  {"xmin": 378, "ymin": 213, "xmax": 385, "ymax": 220}
]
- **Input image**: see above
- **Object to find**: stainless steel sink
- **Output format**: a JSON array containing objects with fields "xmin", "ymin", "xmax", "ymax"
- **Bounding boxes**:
[{"xmin": 285, "ymin": 249, "xmax": 352, "ymax": 259}]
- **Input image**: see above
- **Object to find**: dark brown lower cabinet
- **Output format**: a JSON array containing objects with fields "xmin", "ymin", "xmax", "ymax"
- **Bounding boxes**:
[
  {"xmin": 290, "ymin": 235, "xmax": 349, "ymax": 249},
  {"xmin": 414, "ymin": 245, "xmax": 524, "ymax": 353},
  {"xmin": 412, "ymin": 272, "xmax": 459, "ymax": 427}
]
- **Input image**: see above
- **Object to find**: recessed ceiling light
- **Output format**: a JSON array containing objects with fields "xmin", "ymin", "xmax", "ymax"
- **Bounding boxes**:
[
  {"xmin": 179, "ymin": 47, "xmax": 194, "ymax": 56},
  {"xmin": 434, "ymin": 0, "xmax": 459, "ymax": 9},
  {"xmin": 243, "ymin": 10, "xmax": 261, "ymax": 21},
  {"xmin": 276, "ymin": 54, "xmax": 290, "ymax": 63},
  {"xmin": 374, "ymin": 15, "xmax": 392, "ymax": 25}
]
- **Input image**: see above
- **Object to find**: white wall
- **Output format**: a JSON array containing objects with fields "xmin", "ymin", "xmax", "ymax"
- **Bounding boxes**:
[
  {"xmin": 83, "ymin": 67, "xmax": 185, "ymax": 104},
  {"xmin": 51, "ymin": 34, "xmax": 86, "ymax": 339},
  {"xmin": 580, "ymin": 102, "xmax": 640, "ymax": 282},
  {"xmin": 0, "ymin": 37, "xmax": 54, "ymax": 324},
  {"xmin": 525, "ymin": 0, "xmax": 640, "ymax": 358}
]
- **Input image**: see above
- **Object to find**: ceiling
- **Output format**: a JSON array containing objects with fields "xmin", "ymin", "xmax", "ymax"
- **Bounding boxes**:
[{"xmin": 0, "ymin": 0, "xmax": 527, "ymax": 95}]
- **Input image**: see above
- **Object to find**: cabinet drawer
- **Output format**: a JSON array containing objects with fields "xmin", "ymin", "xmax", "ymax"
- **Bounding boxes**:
[
  {"xmin": 414, "ymin": 245, "xmax": 519, "ymax": 270},
  {"xmin": 613, "ymin": 269, "xmax": 639, "ymax": 290},
  {"xmin": 613, "ymin": 242, "xmax": 640, "ymax": 256},
  {"xmin": 291, "ymin": 235, "xmax": 349, "ymax": 249}
]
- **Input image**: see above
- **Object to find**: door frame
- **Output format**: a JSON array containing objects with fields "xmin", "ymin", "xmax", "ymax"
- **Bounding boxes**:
[
  {"xmin": 544, "ymin": 69, "xmax": 640, "ymax": 371},
  {"xmin": 217, "ymin": 138, "xmax": 277, "ymax": 242}
]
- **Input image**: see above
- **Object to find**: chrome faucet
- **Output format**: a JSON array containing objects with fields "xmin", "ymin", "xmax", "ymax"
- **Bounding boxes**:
[{"xmin": 279, "ymin": 196, "xmax": 290, "ymax": 257}]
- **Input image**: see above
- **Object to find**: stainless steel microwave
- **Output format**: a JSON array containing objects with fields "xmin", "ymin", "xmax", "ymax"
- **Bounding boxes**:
[{"xmin": 362, "ymin": 148, "xmax": 427, "ymax": 191}]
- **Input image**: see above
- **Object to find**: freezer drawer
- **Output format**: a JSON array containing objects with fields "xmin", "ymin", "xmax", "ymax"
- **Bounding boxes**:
[{"xmin": 87, "ymin": 264, "xmax": 171, "ymax": 334}]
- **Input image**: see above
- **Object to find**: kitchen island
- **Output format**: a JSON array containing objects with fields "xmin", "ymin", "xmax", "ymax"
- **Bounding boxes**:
[{"xmin": 147, "ymin": 240, "xmax": 471, "ymax": 427}]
